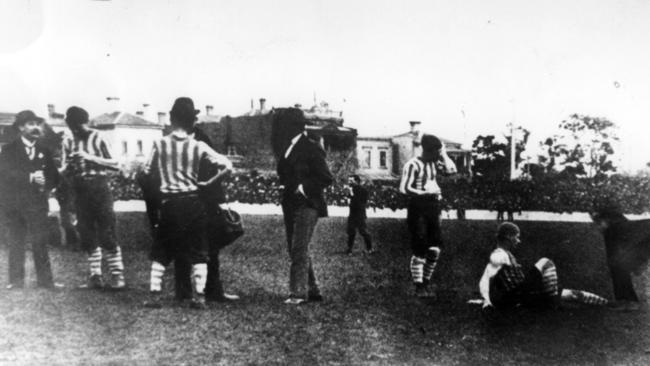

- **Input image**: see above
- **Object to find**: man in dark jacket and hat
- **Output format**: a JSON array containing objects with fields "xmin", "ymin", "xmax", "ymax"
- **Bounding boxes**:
[
  {"xmin": 0, "ymin": 110, "xmax": 62, "ymax": 289},
  {"xmin": 272, "ymin": 108, "xmax": 334, "ymax": 305}
]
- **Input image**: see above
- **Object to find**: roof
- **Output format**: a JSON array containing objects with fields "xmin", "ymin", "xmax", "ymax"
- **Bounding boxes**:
[
  {"xmin": 90, "ymin": 111, "xmax": 163, "ymax": 129},
  {"xmin": 197, "ymin": 114, "xmax": 223, "ymax": 124},
  {"xmin": 305, "ymin": 124, "xmax": 357, "ymax": 137},
  {"xmin": 0, "ymin": 112, "xmax": 15, "ymax": 126},
  {"xmin": 357, "ymin": 136, "xmax": 392, "ymax": 142},
  {"xmin": 392, "ymin": 131, "xmax": 466, "ymax": 150}
]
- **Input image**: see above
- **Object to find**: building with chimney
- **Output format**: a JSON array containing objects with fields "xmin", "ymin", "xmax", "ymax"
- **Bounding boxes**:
[
  {"xmin": 198, "ymin": 98, "xmax": 357, "ymax": 175},
  {"xmin": 90, "ymin": 108, "xmax": 164, "ymax": 163},
  {"xmin": 356, "ymin": 121, "xmax": 472, "ymax": 181}
]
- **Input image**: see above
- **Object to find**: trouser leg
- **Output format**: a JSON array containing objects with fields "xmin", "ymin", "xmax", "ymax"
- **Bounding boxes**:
[
  {"xmin": 30, "ymin": 211, "xmax": 53, "ymax": 287},
  {"xmin": 7, "ymin": 215, "xmax": 27, "ymax": 286},
  {"xmin": 288, "ymin": 206, "xmax": 319, "ymax": 299}
]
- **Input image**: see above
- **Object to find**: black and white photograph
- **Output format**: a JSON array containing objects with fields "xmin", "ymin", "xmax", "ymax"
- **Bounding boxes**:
[{"xmin": 1, "ymin": 0, "xmax": 649, "ymax": 364}]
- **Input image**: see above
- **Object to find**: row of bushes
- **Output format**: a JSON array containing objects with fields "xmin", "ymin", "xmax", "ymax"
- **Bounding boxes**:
[{"xmin": 107, "ymin": 171, "xmax": 650, "ymax": 214}]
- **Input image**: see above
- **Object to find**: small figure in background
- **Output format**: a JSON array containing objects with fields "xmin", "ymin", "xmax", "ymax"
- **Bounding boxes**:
[{"xmin": 346, "ymin": 175, "xmax": 374, "ymax": 255}]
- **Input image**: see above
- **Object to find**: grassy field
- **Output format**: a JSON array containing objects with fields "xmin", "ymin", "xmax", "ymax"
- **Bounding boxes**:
[{"xmin": 0, "ymin": 213, "xmax": 648, "ymax": 365}]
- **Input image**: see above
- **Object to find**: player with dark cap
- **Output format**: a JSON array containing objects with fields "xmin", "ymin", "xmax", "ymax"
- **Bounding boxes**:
[
  {"xmin": 399, "ymin": 133, "xmax": 456, "ymax": 298},
  {"xmin": 62, "ymin": 106, "xmax": 124, "ymax": 290}
]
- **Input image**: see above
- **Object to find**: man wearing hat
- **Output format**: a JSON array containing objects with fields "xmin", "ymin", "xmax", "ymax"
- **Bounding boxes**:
[
  {"xmin": 143, "ymin": 97, "xmax": 233, "ymax": 309},
  {"xmin": 62, "ymin": 106, "xmax": 124, "ymax": 290},
  {"xmin": 0, "ymin": 110, "xmax": 62, "ymax": 289}
]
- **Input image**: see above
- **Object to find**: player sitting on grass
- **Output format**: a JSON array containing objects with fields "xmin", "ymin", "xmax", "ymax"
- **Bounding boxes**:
[{"xmin": 479, "ymin": 222, "xmax": 608, "ymax": 312}]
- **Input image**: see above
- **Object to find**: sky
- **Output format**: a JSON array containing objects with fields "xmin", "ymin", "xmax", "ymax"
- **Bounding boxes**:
[{"xmin": 1, "ymin": 0, "xmax": 649, "ymax": 171}]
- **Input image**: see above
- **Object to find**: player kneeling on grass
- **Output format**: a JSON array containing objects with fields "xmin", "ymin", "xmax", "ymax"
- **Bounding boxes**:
[
  {"xmin": 142, "ymin": 97, "xmax": 233, "ymax": 309},
  {"xmin": 478, "ymin": 222, "xmax": 608, "ymax": 313},
  {"xmin": 399, "ymin": 134, "xmax": 456, "ymax": 298}
]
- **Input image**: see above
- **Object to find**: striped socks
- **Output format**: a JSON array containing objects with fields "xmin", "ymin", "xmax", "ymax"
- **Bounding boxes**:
[
  {"xmin": 410, "ymin": 256, "xmax": 426, "ymax": 284},
  {"xmin": 536, "ymin": 258, "xmax": 559, "ymax": 297},
  {"xmin": 561, "ymin": 289, "xmax": 609, "ymax": 306},
  {"xmin": 106, "ymin": 247, "xmax": 125, "ymax": 278},
  {"xmin": 88, "ymin": 247, "xmax": 102, "ymax": 276},
  {"xmin": 191, "ymin": 263, "xmax": 208, "ymax": 295},
  {"xmin": 423, "ymin": 247, "xmax": 441, "ymax": 282},
  {"xmin": 150, "ymin": 261, "xmax": 166, "ymax": 292}
]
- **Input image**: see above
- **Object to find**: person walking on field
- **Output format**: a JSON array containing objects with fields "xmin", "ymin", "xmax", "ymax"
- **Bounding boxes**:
[
  {"xmin": 62, "ymin": 106, "xmax": 125, "ymax": 290},
  {"xmin": 346, "ymin": 175, "xmax": 374, "ymax": 255},
  {"xmin": 399, "ymin": 134, "xmax": 456, "ymax": 298}
]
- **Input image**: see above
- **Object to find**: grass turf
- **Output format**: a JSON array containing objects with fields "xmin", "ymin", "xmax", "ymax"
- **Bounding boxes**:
[{"xmin": 0, "ymin": 213, "xmax": 649, "ymax": 365}]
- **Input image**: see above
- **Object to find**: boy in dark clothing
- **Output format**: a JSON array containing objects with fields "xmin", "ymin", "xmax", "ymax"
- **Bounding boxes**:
[{"xmin": 346, "ymin": 175, "xmax": 373, "ymax": 254}]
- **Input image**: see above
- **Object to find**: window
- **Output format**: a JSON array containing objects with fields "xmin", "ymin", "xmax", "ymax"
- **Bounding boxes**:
[
  {"xmin": 361, "ymin": 147, "xmax": 372, "ymax": 169},
  {"xmin": 137, "ymin": 140, "xmax": 143, "ymax": 156},
  {"xmin": 121, "ymin": 141, "xmax": 128, "ymax": 155},
  {"xmin": 379, "ymin": 149, "xmax": 387, "ymax": 169}
]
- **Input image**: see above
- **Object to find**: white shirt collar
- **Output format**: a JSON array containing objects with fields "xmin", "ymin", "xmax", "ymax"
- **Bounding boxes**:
[
  {"xmin": 170, "ymin": 130, "xmax": 190, "ymax": 139},
  {"xmin": 21, "ymin": 136, "xmax": 36, "ymax": 148},
  {"xmin": 284, "ymin": 132, "xmax": 305, "ymax": 158}
]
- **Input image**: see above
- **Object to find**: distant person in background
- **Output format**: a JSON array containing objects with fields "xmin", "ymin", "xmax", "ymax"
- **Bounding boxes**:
[
  {"xmin": 399, "ymin": 134, "xmax": 456, "ymax": 298},
  {"xmin": 479, "ymin": 222, "xmax": 608, "ymax": 312},
  {"xmin": 345, "ymin": 175, "xmax": 374, "ymax": 255},
  {"xmin": 0, "ymin": 110, "xmax": 62, "ymax": 289},
  {"xmin": 62, "ymin": 106, "xmax": 125, "ymax": 290},
  {"xmin": 272, "ymin": 108, "xmax": 334, "ymax": 305},
  {"xmin": 591, "ymin": 206, "xmax": 650, "ymax": 311}
]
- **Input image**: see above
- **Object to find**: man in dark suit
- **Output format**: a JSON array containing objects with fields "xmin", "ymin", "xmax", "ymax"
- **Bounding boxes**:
[
  {"xmin": 0, "ymin": 110, "xmax": 62, "ymax": 289},
  {"xmin": 346, "ymin": 175, "xmax": 374, "ymax": 254},
  {"xmin": 273, "ymin": 108, "xmax": 334, "ymax": 305}
]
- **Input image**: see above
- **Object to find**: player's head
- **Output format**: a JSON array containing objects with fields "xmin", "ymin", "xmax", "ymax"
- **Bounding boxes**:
[
  {"xmin": 169, "ymin": 97, "xmax": 200, "ymax": 132},
  {"xmin": 65, "ymin": 106, "xmax": 90, "ymax": 136},
  {"xmin": 496, "ymin": 222, "xmax": 521, "ymax": 249},
  {"xmin": 420, "ymin": 134, "xmax": 442, "ymax": 162}
]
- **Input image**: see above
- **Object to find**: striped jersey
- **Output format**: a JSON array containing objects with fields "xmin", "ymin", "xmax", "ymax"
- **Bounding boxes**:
[
  {"xmin": 399, "ymin": 155, "xmax": 456, "ymax": 196},
  {"xmin": 62, "ymin": 129, "xmax": 114, "ymax": 177},
  {"xmin": 144, "ymin": 131, "xmax": 232, "ymax": 194}
]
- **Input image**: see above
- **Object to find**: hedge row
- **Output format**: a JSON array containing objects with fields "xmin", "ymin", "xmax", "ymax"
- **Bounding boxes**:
[{"xmin": 107, "ymin": 171, "xmax": 650, "ymax": 214}]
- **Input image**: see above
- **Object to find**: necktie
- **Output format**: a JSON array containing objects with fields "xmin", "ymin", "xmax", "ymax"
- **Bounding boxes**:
[{"xmin": 27, "ymin": 146, "xmax": 34, "ymax": 160}]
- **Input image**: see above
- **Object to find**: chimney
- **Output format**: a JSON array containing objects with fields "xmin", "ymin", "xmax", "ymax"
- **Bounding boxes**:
[
  {"xmin": 294, "ymin": 103, "xmax": 302, "ymax": 108},
  {"xmin": 106, "ymin": 96, "xmax": 121, "ymax": 112},
  {"xmin": 206, "ymin": 105, "xmax": 213, "ymax": 116},
  {"xmin": 409, "ymin": 121, "xmax": 421, "ymax": 134},
  {"xmin": 136, "ymin": 111, "xmax": 144, "ymax": 116},
  {"xmin": 157, "ymin": 112, "xmax": 169, "ymax": 125},
  {"xmin": 259, "ymin": 98, "xmax": 266, "ymax": 111},
  {"xmin": 47, "ymin": 104, "xmax": 55, "ymax": 117}
]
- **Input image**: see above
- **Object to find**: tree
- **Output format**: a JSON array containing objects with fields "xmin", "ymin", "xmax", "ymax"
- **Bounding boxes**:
[
  {"xmin": 471, "ymin": 126, "xmax": 530, "ymax": 181},
  {"xmin": 539, "ymin": 114, "xmax": 618, "ymax": 179}
]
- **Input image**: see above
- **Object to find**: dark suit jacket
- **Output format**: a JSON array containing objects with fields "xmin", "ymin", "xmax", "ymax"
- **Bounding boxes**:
[
  {"xmin": 0, "ymin": 138, "xmax": 59, "ymax": 213},
  {"xmin": 349, "ymin": 185, "xmax": 369, "ymax": 218},
  {"xmin": 277, "ymin": 135, "xmax": 333, "ymax": 217}
]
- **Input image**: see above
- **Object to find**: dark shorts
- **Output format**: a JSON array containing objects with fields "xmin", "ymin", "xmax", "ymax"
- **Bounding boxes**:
[
  {"xmin": 407, "ymin": 195, "xmax": 442, "ymax": 257},
  {"xmin": 154, "ymin": 193, "xmax": 209, "ymax": 265}
]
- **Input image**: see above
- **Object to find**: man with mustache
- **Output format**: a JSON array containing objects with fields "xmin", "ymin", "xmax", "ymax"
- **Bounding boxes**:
[{"xmin": 0, "ymin": 110, "xmax": 63, "ymax": 289}]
